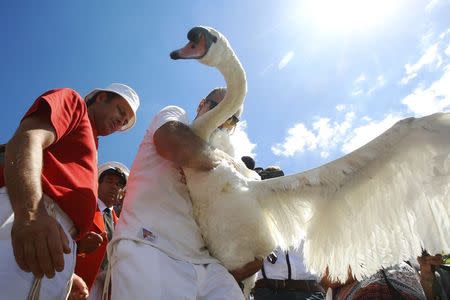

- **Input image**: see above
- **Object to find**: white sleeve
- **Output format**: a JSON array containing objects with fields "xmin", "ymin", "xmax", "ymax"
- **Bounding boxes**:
[{"xmin": 148, "ymin": 105, "xmax": 189, "ymax": 136}]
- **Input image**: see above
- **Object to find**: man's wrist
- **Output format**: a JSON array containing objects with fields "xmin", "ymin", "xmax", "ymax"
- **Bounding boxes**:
[{"xmin": 13, "ymin": 204, "xmax": 48, "ymax": 222}]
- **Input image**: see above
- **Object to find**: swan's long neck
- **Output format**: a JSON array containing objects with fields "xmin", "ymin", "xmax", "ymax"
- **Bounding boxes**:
[{"xmin": 190, "ymin": 40, "xmax": 247, "ymax": 142}]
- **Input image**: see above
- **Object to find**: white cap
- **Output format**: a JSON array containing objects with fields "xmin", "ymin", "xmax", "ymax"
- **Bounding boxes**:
[
  {"xmin": 98, "ymin": 161, "xmax": 130, "ymax": 181},
  {"xmin": 85, "ymin": 83, "xmax": 140, "ymax": 131}
]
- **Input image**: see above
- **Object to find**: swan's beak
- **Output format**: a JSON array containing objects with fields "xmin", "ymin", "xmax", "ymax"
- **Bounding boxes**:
[
  {"xmin": 170, "ymin": 40, "xmax": 206, "ymax": 60},
  {"xmin": 170, "ymin": 27, "xmax": 217, "ymax": 60}
]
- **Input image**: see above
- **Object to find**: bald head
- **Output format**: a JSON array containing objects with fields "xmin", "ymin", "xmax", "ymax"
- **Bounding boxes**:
[{"xmin": 197, "ymin": 87, "xmax": 243, "ymax": 121}]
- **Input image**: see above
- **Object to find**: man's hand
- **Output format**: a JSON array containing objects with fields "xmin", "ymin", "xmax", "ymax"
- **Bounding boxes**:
[
  {"xmin": 417, "ymin": 254, "xmax": 442, "ymax": 300},
  {"xmin": 320, "ymin": 266, "xmax": 355, "ymax": 290},
  {"xmin": 418, "ymin": 254, "xmax": 442, "ymax": 276},
  {"xmin": 230, "ymin": 258, "xmax": 263, "ymax": 282},
  {"xmin": 77, "ymin": 231, "xmax": 105, "ymax": 254},
  {"xmin": 68, "ymin": 273, "xmax": 89, "ymax": 300},
  {"xmin": 418, "ymin": 254, "xmax": 442, "ymax": 283},
  {"xmin": 11, "ymin": 211, "xmax": 71, "ymax": 278}
]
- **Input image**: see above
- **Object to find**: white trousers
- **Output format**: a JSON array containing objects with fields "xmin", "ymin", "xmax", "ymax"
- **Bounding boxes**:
[
  {"xmin": 0, "ymin": 187, "xmax": 77, "ymax": 300},
  {"xmin": 110, "ymin": 239, "xmax": 245, "ymax": 300},
  {"xmin": 88, "ymin": 270, "xmax": 106, "ymax": 300}
]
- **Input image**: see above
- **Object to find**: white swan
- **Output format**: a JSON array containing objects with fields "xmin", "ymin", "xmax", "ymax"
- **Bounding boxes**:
[{"xmin": 170, "ymin": 26, "xmax": 450, "ymax": 292}]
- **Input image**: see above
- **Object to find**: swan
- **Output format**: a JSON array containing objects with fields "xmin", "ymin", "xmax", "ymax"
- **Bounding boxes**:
[{"xmin": 170, "ymin": 26, "xmax": 450, "ymax": 293}]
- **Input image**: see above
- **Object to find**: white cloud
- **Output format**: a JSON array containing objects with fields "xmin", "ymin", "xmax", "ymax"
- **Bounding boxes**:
[
  {"xmin": 230, "ymin": 121, "xmax": 257, "ymax": 159},
  {"xmin": 421, "ymin": 28, "xmax": 435, "ymax": 47},
  {"xmin": 352, "ymin": 74, "xmax": 386, "ymax": 96},
  {"xmin": 271, "ymin": 112, "xmax": 355, "ymax": 157},
  {"xmin": 320, "ymin": 151, "xmax": 329, "ymax": 158},
  {"xmin": 336, "ymin": 104, "xmax": 346, "ymax": 111},
  {"xmin": 261, "ymin": 63, "xmax": 274, "ymax": 76},
  {"xmin": 401, "ymin": 64, "xmax": 450, "ymax": 116},
  {"xmin": 271, "ymin": 123, "xmax": 317, "ymax": 156},
  {"xmin": 272, "ymin": 112, "xmax": 405, "ymax": 158},
  {"xmin": 341, "ymin": 114, "xmax": 402, "ymax": 154},
  {"xmin": 400, "ymin": 43, "xmax": 441, "ymax": 85},
  {"xmin": 355, "ymin": 73, "xmax": 366, "ymax": 83},
  {"xmin": 351, "ymin": 89, "xmax": 364, "ymax": 96},
  {"xmin": 278, "ymin": 51, "xmax": 295, "ymax": 70},
  {"xmin": 445, "ymin": 44, "xmax": 450, "ymax": 56},
  {"xmin": 367, "ymin": 75, "xmax": 386, "ymax": 95},
  {"xmin": 315, "ymin": 112, "xmax": 354, "ymax": 148},
  {"xmin": 377, "ymin": 75, "xmax": 386, "ymax": 85},
  {"xmin": 425, "ymin": 0, "xmax": 449, "ymax": 12},
  {"xmin": 439, "ymin": 29, "xmax": 450, "ymax": 40}
]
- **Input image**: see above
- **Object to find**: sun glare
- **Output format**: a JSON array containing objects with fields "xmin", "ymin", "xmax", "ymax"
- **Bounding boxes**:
[{"xmin": 301, "ymin": 0, "xmax": 399, "ymax": 33}]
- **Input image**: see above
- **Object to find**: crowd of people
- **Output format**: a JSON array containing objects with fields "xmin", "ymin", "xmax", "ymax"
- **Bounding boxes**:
[{"xmin": 0, "ymin": 83, "xmax": 449, "ymax": 300}]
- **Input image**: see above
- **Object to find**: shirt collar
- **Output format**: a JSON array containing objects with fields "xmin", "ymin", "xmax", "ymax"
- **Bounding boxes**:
[{"xmin": 97, "ymin": 198, "xmax": 113, "ymax": 212}]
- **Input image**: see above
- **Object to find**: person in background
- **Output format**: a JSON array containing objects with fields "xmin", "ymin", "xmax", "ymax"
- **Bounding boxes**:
[
  {"xmin": 0, "ymin": 83, "xmax": 139, "ymax": 299},
  {"xmin": 322, "ymin": 262, "xmax": 427, "ymax": 300},
  {"xmin": 252, "ymin": 166, "xmax": 326, "ymax": 300},
  {"xmin": 241, "ymin": 156, "xmax": 256, "ymax": 171},
  {"xmin": 71, "ymin": 162, "xmax": 129, "ymax": 300}
]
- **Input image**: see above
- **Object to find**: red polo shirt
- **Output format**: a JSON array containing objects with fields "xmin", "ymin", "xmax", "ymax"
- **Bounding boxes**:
[{"xmin": 1, "ymin": 88, "xmax": 98, "ymax": 238}]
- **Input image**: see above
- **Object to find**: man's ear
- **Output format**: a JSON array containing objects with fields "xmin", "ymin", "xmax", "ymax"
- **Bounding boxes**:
[{"xmin": 197, "ymin": 99, "xmax": 206, "ymax": 113}]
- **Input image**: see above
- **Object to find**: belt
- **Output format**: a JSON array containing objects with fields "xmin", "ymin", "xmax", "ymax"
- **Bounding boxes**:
[{"xmin": 254, "ymin": 279, "xmax": 324, "ymax": 292}]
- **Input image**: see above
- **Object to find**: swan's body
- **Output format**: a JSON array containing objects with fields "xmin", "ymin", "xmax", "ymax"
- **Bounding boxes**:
[{"xmin": 171, "ymin": 26, "xmax": 450, "ymax": 293}]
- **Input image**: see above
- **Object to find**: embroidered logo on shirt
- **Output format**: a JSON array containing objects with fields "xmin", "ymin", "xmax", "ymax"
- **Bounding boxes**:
[{"xmin": 142, "ymin": 228, "xmax": 156, "ymax": 242}]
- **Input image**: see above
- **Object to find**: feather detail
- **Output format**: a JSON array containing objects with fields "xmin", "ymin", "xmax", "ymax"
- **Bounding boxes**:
[{"xmin": 255, "ymin": 113, "xmax": 450, "ymax": 280}]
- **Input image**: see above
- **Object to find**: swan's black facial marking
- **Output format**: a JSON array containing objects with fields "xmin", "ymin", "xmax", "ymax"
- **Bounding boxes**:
[
  {"xmin": 187, "ymin": 27, "xmax": 203, "ymax": 44},
  {"xmin": 187, "ymin": 27, "xmax": 217, "ymax": 48},
  {"xmin": 170, "ymin": 27, "xmax": 218, "ymax": 60}
]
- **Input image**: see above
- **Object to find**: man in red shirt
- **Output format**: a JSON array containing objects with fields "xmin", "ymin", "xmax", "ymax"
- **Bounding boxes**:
[{"xmin": 0, "ymin": 83, "xmax": 139, "ymax": 299}]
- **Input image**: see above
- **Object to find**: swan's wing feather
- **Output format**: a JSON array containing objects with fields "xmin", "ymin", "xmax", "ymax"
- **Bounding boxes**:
[{"xmin": 254, "ymin": 112, "xmax": 450, "ymax": 280}]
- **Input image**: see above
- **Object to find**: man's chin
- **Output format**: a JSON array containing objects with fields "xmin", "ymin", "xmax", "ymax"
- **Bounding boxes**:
[
  {"xmin": 98, "ymin": 127, "xmax": 115, "ymax": 136},
  {"xmin": 104, "ymin": 199, "xmax": 116, "ymax": 208}
]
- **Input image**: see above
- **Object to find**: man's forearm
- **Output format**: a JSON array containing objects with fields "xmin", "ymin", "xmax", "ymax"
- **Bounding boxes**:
[
  {"xmin": 5, "ymin": 113, "xmax": 56, "ymax": 219},
  {"xmin": 5, "ymin": 134, "xmax": 46, "ymax": 220},
  {"xmin": 154, "ymin": 121, "xmax": 218, "ymax": 170},
  {"xmin": 5, "ymin": 114, "xmax": 68, "ymax": 278},
  {"xmin": 230, "ymin": 258, "xmax": 263, "ymax": 282}
]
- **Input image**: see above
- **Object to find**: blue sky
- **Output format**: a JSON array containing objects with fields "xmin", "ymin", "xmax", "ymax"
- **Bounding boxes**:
[{"xmin": 1, "ymin": 0, "xmax": 450, "ymax": 175}]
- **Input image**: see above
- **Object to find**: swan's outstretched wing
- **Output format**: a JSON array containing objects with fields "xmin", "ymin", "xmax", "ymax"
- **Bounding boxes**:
[{"xmin": 253, "ymin": 112, "xmax": 450, "ymax": 280}]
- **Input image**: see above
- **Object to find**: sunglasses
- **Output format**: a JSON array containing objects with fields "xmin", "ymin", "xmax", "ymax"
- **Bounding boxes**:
[{"xmin": 204, "ymin": 98, "xmax": 240, "ymax": 125}]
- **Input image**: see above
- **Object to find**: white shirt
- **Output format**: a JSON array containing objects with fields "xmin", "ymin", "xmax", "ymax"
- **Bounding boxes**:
[
  {"xmin": 114, "ymin": 106, "xmax": 218, "ymax": 264},
  {"xmin": 256, "ymin": 242, "xmax": 319, "ymax": 281},
  {"xmin": 97, "ymin": 199, "xmax": 113, "ymax": 213}
]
